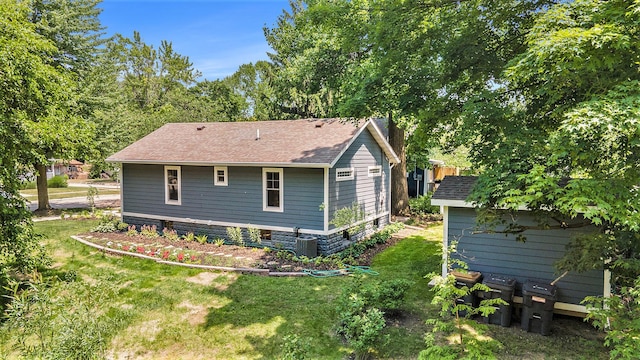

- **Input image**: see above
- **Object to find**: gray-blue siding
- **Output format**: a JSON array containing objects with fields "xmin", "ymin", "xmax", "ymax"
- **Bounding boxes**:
[
  {"xmin": 448, "ymin": 208, "xmax": 604, "ymax": 305},
  {"xmin": 122, "ymin": 164, "xmax": 324, "ymax": 230},
  {"xmin": 329, "ymin": 129, "xmax": 390, "ymax": 227}
]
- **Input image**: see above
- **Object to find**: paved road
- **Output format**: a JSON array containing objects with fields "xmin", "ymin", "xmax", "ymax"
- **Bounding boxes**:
[{"xmin": 29, "ymin": 194, "xmax": 121, "ymax": 212}]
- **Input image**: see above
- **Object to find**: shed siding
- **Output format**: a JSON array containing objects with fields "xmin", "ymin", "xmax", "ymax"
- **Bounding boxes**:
[
  {"xmin": 328, "ymin": 129, "xmax": 389, "ymax": 227},
  {"xmin": 122, "ymin": 164, "xmax": 324, "ymax": 230},
  {"xmin": 448, "ymin": 208, "xmax": 604, "ymax": 305}
]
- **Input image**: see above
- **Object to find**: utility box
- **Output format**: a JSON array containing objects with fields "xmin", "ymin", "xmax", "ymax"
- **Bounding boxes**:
[
  {"xmin": 451, "ymin": 270, "xmax": 482, "ymax": 317},
  {"xmin": 295, "ymin": 236, "xmax": 318, "ymax": 258},
  {"xmin": 478, "ymin": 273, "xmax": 516, "ymax": 327},
  {"xmin": 521, "ymin": 280, "xmax": 557, "ymax": 336}
]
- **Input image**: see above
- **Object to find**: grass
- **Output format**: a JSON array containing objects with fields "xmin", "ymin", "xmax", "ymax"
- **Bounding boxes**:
[
  {"xmin": 20, "ymin": 186, "xmax": 120, "ymax": 200},
  {"xmin": 0, "ymin": 220, "xmax": 609, "ymax": 359}
]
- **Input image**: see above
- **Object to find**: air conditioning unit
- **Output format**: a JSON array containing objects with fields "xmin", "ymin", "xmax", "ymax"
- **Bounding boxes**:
[{"xmin": 295, "ymin": 236, "xmax": 318, "ymax": 258}]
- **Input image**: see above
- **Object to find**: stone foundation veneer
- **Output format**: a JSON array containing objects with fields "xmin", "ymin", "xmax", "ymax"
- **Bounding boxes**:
[{"xmin": 122, "ymin": 215, "xmax": 390, "ymax": 256}]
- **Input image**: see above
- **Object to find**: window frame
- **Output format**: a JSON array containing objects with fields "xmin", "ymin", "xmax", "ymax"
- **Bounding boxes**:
[
  {"xmin": 263, "ymin": 168, "xmax": 284, "ymax": 212},
  {"xmin": 336, "ymin": 167, "xmax": 355, "ymax": 181},
  {"xmin": 214, "ymin": 166, "xmax": 228, "ymax": 186},
  {"xmin": 368, "ymin": 165, "xmax": 382, "ymax": 177},
  {"xmin": 164, "ymin": 165, "xmax": 181, "ymax": 205}
]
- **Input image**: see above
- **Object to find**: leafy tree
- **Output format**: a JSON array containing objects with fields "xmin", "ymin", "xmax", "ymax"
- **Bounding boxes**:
[
  {"xmin": 0, "ymin": 0, "xmax": 58, "ymax": 296},
  {"xmin": 26, "ymin": 0, "xmax": 103, "ymax": 210},
  {"xmin": 265, "ymin": 0, "xmax": 413, "ymax": 214}
]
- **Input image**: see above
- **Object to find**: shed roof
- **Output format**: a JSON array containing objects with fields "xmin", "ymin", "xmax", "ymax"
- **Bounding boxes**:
[
  {"xmin": 106, "ymin": 118, "xmax": 399, "ymax": 167},
  {"xmin": 431, "ymin": 176, "xmax": 478, "ymax": 207}
]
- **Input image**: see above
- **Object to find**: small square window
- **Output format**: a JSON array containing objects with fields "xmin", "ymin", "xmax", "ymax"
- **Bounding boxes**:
[
  {"xmin": 368, "ymin": 165, "xmax": 382, "ymax": 177},
  {"xmin": 336, "ymin": 168, "xmax": 354, "ymax": 181},
  {"xmin": 214, "ymin": 166, "xmax": 228, "ymax": 186}
]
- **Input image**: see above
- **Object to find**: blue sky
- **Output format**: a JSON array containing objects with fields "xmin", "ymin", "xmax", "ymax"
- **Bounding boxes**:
[{"xmin": 99, "ymin": 0, "xmax": 290, "ymax": 80}]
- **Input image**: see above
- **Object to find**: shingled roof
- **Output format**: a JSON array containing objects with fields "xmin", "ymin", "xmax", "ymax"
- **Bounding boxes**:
[
  {"xmin": 431, "ymin": 176, "xmax": 478, "ymax": 206},
  {"xmin": 106, "ymin": 118, "xmax": 399, "ymax": 167}
]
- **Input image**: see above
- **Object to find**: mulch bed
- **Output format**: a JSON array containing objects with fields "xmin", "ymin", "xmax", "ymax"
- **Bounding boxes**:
[{"xmin": 76, "ymin": 228, "xmax": 415, "ymax": 273}]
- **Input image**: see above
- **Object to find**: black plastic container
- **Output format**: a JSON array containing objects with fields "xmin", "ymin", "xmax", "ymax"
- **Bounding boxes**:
[
  {"xmin": 451, "ymin": 271, "xmax": 482, "ymax": 317},
  {"xmin": 521, "ymin": 280, "xmax": 557, "ymax": 336},
  {"xmin": 479, "ymin": 273, "xmax": 516, "ymax": 327}
]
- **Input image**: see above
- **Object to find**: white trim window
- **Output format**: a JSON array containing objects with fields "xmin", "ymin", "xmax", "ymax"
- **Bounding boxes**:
[
  {"xmin": 368, "ymin": 165, "xmax": 382, "ymax": 177},
  {"xmin": 214, "ymin": 166, "xmax": 228, "ymax": 186},
  {"xmin": 164, "ymin": 166, "xmax": 181, "ymax": 205},
  {"xmin": 263, "ymin": 168, "xmax": 283, "ymax": 212},
  {"xmin": 336, "ymin": 167, "xmax": 355, "ymax": 181}
]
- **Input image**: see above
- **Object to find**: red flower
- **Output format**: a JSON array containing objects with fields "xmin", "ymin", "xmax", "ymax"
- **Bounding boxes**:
[
  {"xmin": 162, "ymin": 250, "xmax": 170, "ymax": 260},
  {"xmin": 136, "ymin": 246, "xmax": 145, "ymax": 253},
  {"xmin": 122, "ymin": 245, "xmax": 130, "ymax": 251},
  {"xmin": 177, "ymin": 253, "xmax": 185, "ymax": 262}
]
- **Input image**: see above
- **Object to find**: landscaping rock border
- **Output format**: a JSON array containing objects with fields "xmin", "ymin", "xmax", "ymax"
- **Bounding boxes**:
[{"xmin": 71, "ymin": 235, "xmax": 308, "ymax": 277}]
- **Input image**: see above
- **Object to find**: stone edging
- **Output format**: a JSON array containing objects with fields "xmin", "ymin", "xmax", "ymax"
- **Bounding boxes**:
[{"xmin": 71, "ymin": 235, "xmax": 308, "ymax": 277}]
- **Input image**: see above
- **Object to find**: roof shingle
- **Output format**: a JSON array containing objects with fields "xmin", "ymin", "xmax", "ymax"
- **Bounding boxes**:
[
  {"xmin": 431, "ymin": 176, "xmax": 478, "ymax": 201},
  {"xmin": 107, "ymin": 118, "xmax": 397, "ymax": 166}
]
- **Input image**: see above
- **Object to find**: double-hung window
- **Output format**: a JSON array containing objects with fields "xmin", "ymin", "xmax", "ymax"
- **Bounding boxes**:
[
  {"xmin": 165, "ymin": 166, "xmax": 181, "ymax": 205},
  {"xmin": 263, "ymin": 168, "xmax": 283, "ymax": 212}
]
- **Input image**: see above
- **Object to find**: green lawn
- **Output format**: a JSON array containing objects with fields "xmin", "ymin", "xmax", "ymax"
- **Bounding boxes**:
[
  {"xmin": 0, "ymin": 220, "xmax": 609, "ymax": 359},
  {"xmin": 20, "ymin": 186, "xmax": 120, "ymax": 200}
]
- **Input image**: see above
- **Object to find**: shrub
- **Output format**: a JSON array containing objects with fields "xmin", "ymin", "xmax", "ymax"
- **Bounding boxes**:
[
  {"xmin": 140, "ymin": 225, "xmax": 159, "ymax": 238},
  {"xmin": 47, "ymin": 175, "xmax": 68, "ymax": 188},
  {"xmin": 126, "ymin": 225, "xmax": 138, "ymax": 237},
  {"xmin": 247, "ymin": 227, "xmax": 261, "ymax": 244},
  {"xmin": 162, "ymin": 228, "xmax": 179, "ymax": 242},
  {"xmin": 213, "ymin": 238, "xmax": 225, "ymax": 247},
  {"xmin": 91, "ymin": 214, "xmax": 126, "ymax": 233},
  {"xmin": 19, "ymin": 180, "xmax": 36, "ymax": 190},
  {"xmin": 182, "ymin": 232, "xmax": 195, "ymax": 242},
  {"xmin": 195, "ymin": 234, "xmax": 208, "ymax": 244},
  {"xmin": 336, "ymin": 280, "xmax": 388, "ymax": 360},
  {"xmin": 409, "ymin": 192, "xmax": 439, "ymax": 215},
  {"xmin": 226, "ymin": 226, "xmax": 244, "ymax": 247},
  {"xmin": 281, "ymin": 334, "xmax": 312, "ymax": 360}
]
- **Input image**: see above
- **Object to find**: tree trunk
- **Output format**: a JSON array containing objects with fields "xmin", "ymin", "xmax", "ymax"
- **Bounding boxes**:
[
  {"xmin": 35, "ymin": 163, "xmax": 51, "ymax": 211},
  {"xmin": 389, "ymin": 113, "xmax": 409, "ymax": 215}
]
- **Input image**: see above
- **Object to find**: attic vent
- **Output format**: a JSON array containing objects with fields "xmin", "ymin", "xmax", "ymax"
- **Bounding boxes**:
[
  {"xmin": 197, "ymin": 125, "xmax": 205, "ymax": 131},
  {"xmin": 315, "ymin": 123, "xmax": 324, "ymax": 128}
]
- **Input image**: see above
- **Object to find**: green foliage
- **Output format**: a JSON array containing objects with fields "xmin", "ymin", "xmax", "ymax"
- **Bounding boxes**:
[
  {"xmin": 91, "ymin": 214, "xmax": 127, "ymax": 233},
  {"xmin": 47, "ymin": 175, "xmax": 68, "ymax": 188},
  {"xmin": 140, "ymin": 225, "xmax": 159, "ymax": 238},
  {"xmin": 247, "ymin": 227, "xmax": 261, "ymax": 245},
  {"xmin": 583, "ymin": 276, "xmax": 640, "ymax": 360},
  {"xmin": 195, "ymin": 234, "xmax": 208, "ymax": 245},
  {"xmin": 423, "ymin": 241, "xmax": 506, "ymax": 359},
  {"xmin": 19, "ymin": 181, "xmax": 36, "ymax": 190},
  {"xmin": 330, "ymin": 202, "xmax": 367, "ymax": 236},
  {"xmin": 162, "ymin": 228, "xmax": 180, "ymax": 242},
  {"xmin": 409, "ymin": 193, "xmax": 440, "ymax": 215},
  {"xmin": 226, "ymin": 227, "xmax": 244, "ymax": 247},
  {"xmin": 2, "ymin": 274, "xmax": 126, "ymax": 359},
  {"xmin": 280, "ymin": 334, "xmax": 312, "ymax": 360},
  {"xmin": 86, "ymin": 185, "xmax": 99, "ymax": 211},
  {"xmin": 336, "ymin": 278, "xmax": 392, "ymax": 360},
  {"xmin": 213, "ymin": 238, "xmax": 225, "ymax": 247},
  {"xmin": 182, "ymin": 232, "xmax": 195, "ymax": 242}
]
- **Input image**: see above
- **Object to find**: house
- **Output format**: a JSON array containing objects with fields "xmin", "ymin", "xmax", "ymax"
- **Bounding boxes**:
[
  {"xmin": 431, "ymin": 176, "xmax": 608, "ymax": 316},
  {"xmin": 106, "ymin": 118, "xmax": 399, "ymax": 255},
  {"xmin": 46, "ymin": 159, "xmax": 89, "ymax": 180},
  {"xmin": 407, "ymin": 160, "xmax": 459, "ymax": 197}
]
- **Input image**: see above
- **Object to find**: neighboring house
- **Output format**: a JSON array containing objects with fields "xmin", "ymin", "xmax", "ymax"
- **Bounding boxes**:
[
  {"xmin": 431, "ymin": 176, "xmax": 608, "ymax": 316},
  {"xmin": 106, "ymin": 118, "xmax": 399, "ymax": 255},
  {"xmin": 407, "ymin": 160, "xmax": 459, "ymax": 197},
  {"xmin": 46, "ymin": 159, "xmax": 88, "ymax": 180}
]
